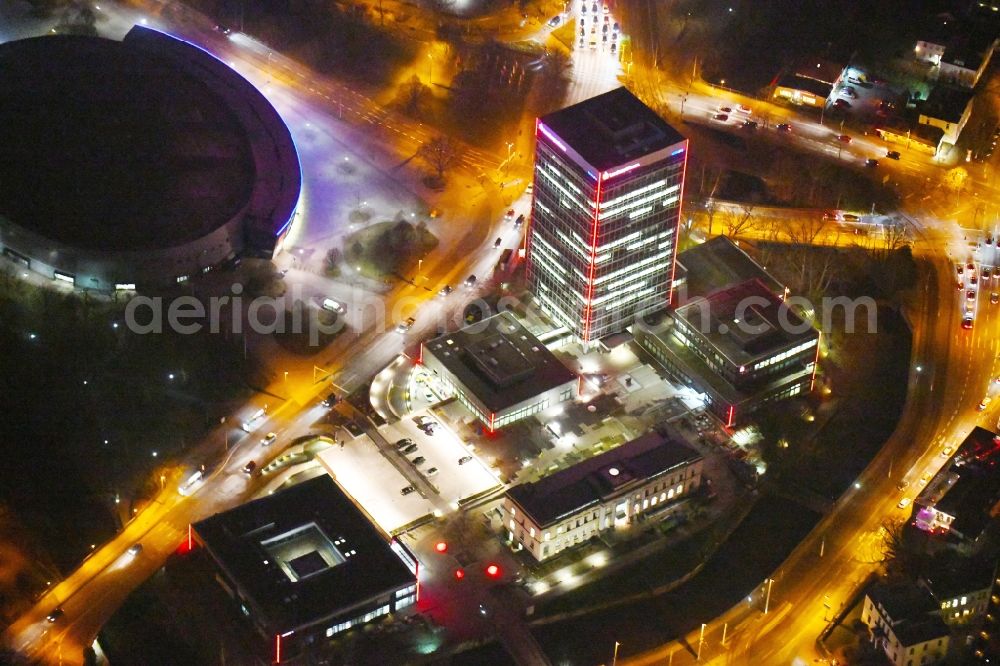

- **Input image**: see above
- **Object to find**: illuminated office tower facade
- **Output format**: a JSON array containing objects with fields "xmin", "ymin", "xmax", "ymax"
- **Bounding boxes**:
[{"xmin": 527, "ymin": 88, "xmax": 688, "ymax": 343}]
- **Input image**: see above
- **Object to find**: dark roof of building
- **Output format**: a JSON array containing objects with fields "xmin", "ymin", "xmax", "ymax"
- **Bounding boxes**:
[
  {"xmin": 194, "ymin": 476, "xmax": 414, "ymax": 634},
  {"xmin": 507, "ymin": 430, "xmax": 702, "ymax": 526},
  {"xmin": 678, "ymin": 236, "xmax": 784, "ymax": 299},
  {"xmin": 539, "ymin": 87, "xmax": 685, "ymax": 172},
  {"xmin": 922, "ymin": 556, "xmax": 997, "ymax": 599},
  {"xmin": 920, "ymin": 85, "xmax": 974, "ymax": 123},
  {"xmin": 792, "ymin": 58, "xmax": 845, "ymax": 85},
  {"xmin": 774, "ymin": 73, "xmax": 832, "ymax": 99},
  {"xmin": 0, "ymin": 26, "xmax": 299, "ymax": 253},
  {"xmin": 673, "ymin": 279, "xmax": 818, "ymax": 366},
  {"xmin": 422, "ymin": 312, "xmax": 577, "ymax": 414},
  {"xmin": 868, "ymin": 583, "xmax": 949, "ymax": 646}
]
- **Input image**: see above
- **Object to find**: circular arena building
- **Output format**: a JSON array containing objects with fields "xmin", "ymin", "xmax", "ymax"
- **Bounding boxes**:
[{"xmin": 0, "ymin": 26, "xmax": 301, "ymax": 291}]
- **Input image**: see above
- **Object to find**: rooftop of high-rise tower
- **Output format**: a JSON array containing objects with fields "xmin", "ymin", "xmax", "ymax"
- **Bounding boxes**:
[{"xmin": 538, "ymin": 87, "xmax": 685, "ymax": 172}]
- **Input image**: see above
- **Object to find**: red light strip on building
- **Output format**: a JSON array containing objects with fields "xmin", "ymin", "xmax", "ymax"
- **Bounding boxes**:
[
  {"xmin": 726, "ymin": 404, "xmax": 735, "ymax": 428},
  {"xmin": 581, "ymin": 177, "xmax": 604, "ymax": 342},
  {"xmin": 810, "ymin": 331, "xmax": 822, "ymax": 391},
  {"xmin": 188, "ymin": 524, "xmax": 192, "ymax": 551},
  {"xmin": 275, "ymin": 634, "xmax": 282, "ymax": 664},
  {"xmin": 669, "ymin": 140, "xmax": 690, "ymax": 306}
]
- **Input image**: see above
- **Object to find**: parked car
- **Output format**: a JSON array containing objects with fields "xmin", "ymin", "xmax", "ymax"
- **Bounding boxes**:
[
  {"xmin": 742, "ymin": 119, "xmax": 758, "ymax": 130},
  {"xmin": 886, "ymin": 150, "xmax": 901, "ymax": 160},
  {"xmin": 400, "ymin": 485, "xmax": 416, "ymax": 496},
  {"xmin": 426, "ymin": 467, "xmax": 439, "ymax": 477},
  {"xmin": 396, "ymin": 438, "xmax": 414, "ymax": 449},
  {"xmin": 991, "ymin": 292, "xmax": 998, "ymax": 304},
  {"xmin": 321, "ymin": 298, "xmax": 346, "ymax": 313},
  {"xmin": 458, "ymin": 456, "xmax": 473, "ymax": 465},
  {"xmin": 978, "ymin": 397, "xmax": 992, "ymax": 411},
  {"xmin": 402, "ymin": 443, "xmax": 419, "ymax": 455},
  {"xmin": 411, "ymin": 456, "xmax": 427, "ymax": 466},
  {"xmin": 396, "ymin": 317, "xmax": 416, "ymax": 333},
  {"xmin": 962, "ymin": 315, "xmax": 974, "ymax": 329}
]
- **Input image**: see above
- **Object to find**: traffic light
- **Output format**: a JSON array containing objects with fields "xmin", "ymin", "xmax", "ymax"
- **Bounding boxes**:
[{"xmin": 434, "ymin": 541, "xmax": 448, "ymax": 553}]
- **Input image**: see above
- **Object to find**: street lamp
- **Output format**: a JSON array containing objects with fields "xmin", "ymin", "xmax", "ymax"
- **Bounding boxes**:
[
  {"xmin": 612, "ymin": 641, "xmax": 620, "ymax": 666},
  {"xmin": 764, "ymin": 578, "xmax": 774, "ymax": 614}
]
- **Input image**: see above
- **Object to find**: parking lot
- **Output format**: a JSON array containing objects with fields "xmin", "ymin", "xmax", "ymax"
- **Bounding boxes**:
[
  {"xmin": 316, "ymin": 436, "xmax": 435, "ymax": 532},
  {"xmin": 380, "ymin": 413, "xmax": 502, "ymax": 505}
]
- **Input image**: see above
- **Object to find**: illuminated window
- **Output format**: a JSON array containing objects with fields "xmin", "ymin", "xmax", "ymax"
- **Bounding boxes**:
[
  {"xmin": 544, "ymin": 532, "xmax": 551, "ymax": 541},
  {"xmin": 509, "ymin": 519, "xmax": 515, "ymax": 531},
  {"xmin": 529, "ymin": 527, "xmax": 535, "ymax": 538},
  {"xmin": 667, "ymin": 489, "xmax": 674, "ymax": 499}
]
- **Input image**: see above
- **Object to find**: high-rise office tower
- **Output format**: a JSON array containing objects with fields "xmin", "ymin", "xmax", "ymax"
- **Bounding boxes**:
[{"xmin": 526, "ymin": 87, "xmax": 688, "ymax": 343}]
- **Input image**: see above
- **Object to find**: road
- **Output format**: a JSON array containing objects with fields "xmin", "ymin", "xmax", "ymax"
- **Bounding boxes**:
[{"xmin": 616, "ymin": 31, "xmax": 1000, "ymax": 666}]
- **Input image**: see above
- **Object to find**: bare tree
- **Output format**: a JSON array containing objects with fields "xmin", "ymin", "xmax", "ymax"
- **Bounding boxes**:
[
  {"xmin": 722, "ymin": 205, "xmax": 756, "ymax": 240},
  {"xmin": 418, "ymin": 135, "xmax": 462, "ymax": 186},
  {"xmin": 398, "ymin": 75, "xmax": 430, "ymax": 118},
  {"xmin": 786, "ymin": 215, "xmax": 828, "ymax": 246}
]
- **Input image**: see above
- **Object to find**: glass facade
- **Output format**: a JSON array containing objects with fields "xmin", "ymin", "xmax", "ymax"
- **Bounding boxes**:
[{"xmin": 527, "ymin": 134, "xmax": 687, "ymax": 343}]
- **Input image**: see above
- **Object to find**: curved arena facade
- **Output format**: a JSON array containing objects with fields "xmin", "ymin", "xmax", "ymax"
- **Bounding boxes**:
[{"xmin": 0, "ymin": 26, "xmax": 301, "ymax": 291}]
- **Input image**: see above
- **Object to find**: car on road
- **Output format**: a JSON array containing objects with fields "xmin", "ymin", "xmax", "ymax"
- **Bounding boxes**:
[
  {"xmin": 418, "ymin": 419, "xmax": 438, "ymax": 434},
  {"xmin": 842, "ymin": 214, "xmax": 860, "ymax": 222},
  {"xmin": 396, "ymin": 317, "xmax": 416, "ymax": 333},
  {"xmin": 458, "ymin": 455, "xmax": 473, "ymax": 465},
  {"xmin": 494, "ymin": 237, "xmax": 502, "ymax": 248},
  {"xmin": 941, "ymin": 446, "xmax": 954, "ymax": 457},
  {"xmin": 128, "ymin": 543, "xmax": 143, "ymax": 557},
  {"xmin": 411, "ymin": 456, "xmax": 426, "ymax": 466},
  {"xmin": 895, "ymin": 480, "xmax": 909, "ymax": 491},
  {"xmin": 260, "ymin": 432, "xmax": 277, "ymax": 446},
  {"xmin": 46, "ymin": 608, "xmax": 64, "ymax": 623},
  {"xmin": 865, "ymin": 158, "xmax": 878, "ymax": 168},
  {"xmin": 962, "ymin": 315, "xmax": 974, "ymax": 329},
  {"xmin": 742, "ymin": 119, "xmax": 758, "ymax": 130},
  {"xmin": 439, "ymin": 285, "xmax": 453, "ymax": 297},
  {"xmin": 464, "ymin": 274, "xmax": 477, "ymax": 287},
  {"xmin": 776, "ymin": 123, "xmax": 791, "ymax": 133},
  {"xmin": 897, "ymin": 497, "xmax": 912, "ymax": 510},
  {"xmin": 400, "ymin": 485, "xmax": 416, "ymax": 496},
  {"xmin": 718, "ymin": 106, "xmax": 733, "ymax": 113},
  {"xmin": 886, "ymin": 150, "xmax": 901, "ymax": 160},
  {"xmin": 426, "ymin": 467, "xmax": 439, "ymax": 477},
  {"xmin": 514, "ymin": 213, "xmax": 525, "ymax": 227},
  {"xmin": 972, "ymin": 275, "xmax": 979, "ymax": 285},
  {"xmin": 967, "ymin": 289, "xmax": 977, "ymax": 302},
  {"xmin": 505, "ymin": 208, "xmax": 515, "ymax": 219},
  {"xmin": 242, "ymin": 460, "xmax": 257, "ymax": 475},
  {"xmin": 548, "ymin": 15, "xmax": 562, "ymax": 26},
  {"xmin": 713, "ymin": 112, "xmax": 729, "ymax": 121},
  {"xmin": 836, "ymin": 134, "xmax": 852, "ymax": 143},
  {"xmin": 321, "ymin": 298, "xmax": 346, "ymax": 313},
  {"xmin": 991, "ymin": 292, "xmax": 998, "ymax": 304},
  {"xmin": 736, "ymin": 104, "xmax": 752, "ymax": 114},
  {"xmin": 979, "ymin": 397, "xmax": 992, "ymax": 411},
  {"xmin": 322, "ymin": 392, "xmax": 338, "ymax": 407},
  {"xmin": 920, "ymin": 473, "xmax": 932, "ymax": 485},
  {"xmin": 968, "ymin": 262, "xmax": 975, "ymax": 271},
  {"xmin": 402, "ymin": 443, "xmax": 419, "ymax": 455}
]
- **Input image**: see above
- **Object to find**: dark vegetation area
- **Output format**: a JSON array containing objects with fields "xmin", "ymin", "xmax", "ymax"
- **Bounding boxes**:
[
  {"xmin": 343, "ymin": 218, "xmax": 439, "ymax": 278},
  {"xmin": 0, "ymin": 268, "xmax": 265, "ymax": 623}
]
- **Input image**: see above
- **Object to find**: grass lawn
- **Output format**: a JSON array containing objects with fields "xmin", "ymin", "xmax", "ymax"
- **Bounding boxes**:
[{"xmin": 343, "ymin": 219, "xmax": 438, "ymax": 279}]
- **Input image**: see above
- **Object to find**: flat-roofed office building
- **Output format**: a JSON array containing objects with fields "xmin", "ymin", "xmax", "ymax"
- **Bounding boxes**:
[
  {"xmin": 527, "ymin": 87, "xmax": 688, "ymax": 343},
  {"xmin": 502, "ymin": 430, "xmax": 703, "ymax": 561}
]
